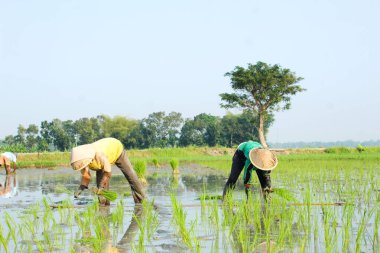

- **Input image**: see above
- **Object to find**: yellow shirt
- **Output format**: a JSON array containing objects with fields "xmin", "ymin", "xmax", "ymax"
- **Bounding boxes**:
[{"xmin": 88, "ymin": 138, "xmax": 123, "ymax": 171}]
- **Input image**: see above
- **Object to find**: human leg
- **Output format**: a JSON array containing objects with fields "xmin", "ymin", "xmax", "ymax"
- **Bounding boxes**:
[
  {"xmin": 222, "ymin": 149, "xmax": 246, "ymax": 198},
  {"xmin": 115, "ymin": 150, "xmax": 145, "ymax": 203}
]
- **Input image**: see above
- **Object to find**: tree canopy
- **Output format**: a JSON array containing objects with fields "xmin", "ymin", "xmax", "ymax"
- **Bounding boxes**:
[{"xmin": 220, "ymin": 61, "xmax": 305, "ymax": 147}]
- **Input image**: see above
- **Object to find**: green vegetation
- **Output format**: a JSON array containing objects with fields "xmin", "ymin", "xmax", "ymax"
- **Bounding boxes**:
[
  {"xmin": 221, "ymin": 61, "xmax": 305, "ymax": 147},
  {"xmin": 169, "ymin": 159, "xmax": 180, "ymax": 173},
  {"xmin": 0, "ymin": 110, "xmax": 273, "ymax": 152},
  {"xmin": 133, "ymin": 160, "xmax": 147, "ymax": 184}
]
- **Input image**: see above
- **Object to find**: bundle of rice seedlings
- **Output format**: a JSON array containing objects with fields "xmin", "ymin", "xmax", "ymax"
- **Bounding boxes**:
[
  {"xmin": 170, "ymin": 159, "xmax": 180, "ymax": 174},
  {"xmin": 152, "ymin": 158, "xmax": 160, "ymax": 168},
  {"xmin": 133, "ymin": 160, "xmax": 147, "ymax": 185},
  {"xmin": 92, "ymin": 188, "xmax": 118, "ymax": 202}
]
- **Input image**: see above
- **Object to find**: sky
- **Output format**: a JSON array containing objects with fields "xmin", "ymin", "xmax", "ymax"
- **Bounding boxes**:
[{"xmin": 0, "ymin": 0, "xmax": 379, "ymax": 143}]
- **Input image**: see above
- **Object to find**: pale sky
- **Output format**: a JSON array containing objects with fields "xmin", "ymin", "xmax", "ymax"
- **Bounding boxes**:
[{"xmin": 0, "ymin": 0, "xmax": 379, "ymax": 143}]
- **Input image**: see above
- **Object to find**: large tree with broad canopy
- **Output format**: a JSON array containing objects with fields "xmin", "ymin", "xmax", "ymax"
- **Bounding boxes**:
[{"xmin": 220, "ymin": 61, "xmax": 305, "ymax": 148}]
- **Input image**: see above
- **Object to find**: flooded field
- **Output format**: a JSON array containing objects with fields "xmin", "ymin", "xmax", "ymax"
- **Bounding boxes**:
[{"xmin": 0, "ymin": 162, "xmax": 379, "ymax": 253}]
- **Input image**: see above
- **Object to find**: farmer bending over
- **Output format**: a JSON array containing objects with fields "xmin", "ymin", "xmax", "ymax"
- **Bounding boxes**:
[
  {"xmin": 70, "ymin": 137, "xmax": 145, "ymax": 205},
  {"xmin": 222, "ymin": 141, "xmax": 278, "ymax": 200},
  {"xmin": 0, "ymin": 152, "xmax": 17, "ymax": 174}
]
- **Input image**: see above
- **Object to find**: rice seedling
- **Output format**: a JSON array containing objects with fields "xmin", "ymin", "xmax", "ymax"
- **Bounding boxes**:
[
  {"xmin": 143, "ymin": 200, "xmax": 159, "ymax": 241},
  {"xmin": 170, "ymin": 159, "xmax": 180, "ymax": 174},
  {"xmin": 170, "ymin": 194, "xmax": 191, "ymax": 245},
  {"xmin": 133, "ymin": 160, "xmax": 147, "ymax": 185},
  {"xmin": 92, "ymin": 187, "xmax": 118, "ymax": 202},
  {"xmin": 0, "ymin": 224, "xmax": 9, "ymax": 253},
  {"xmin": 152, "ymin": 158, "xmax": 160, "ymax": 168}
]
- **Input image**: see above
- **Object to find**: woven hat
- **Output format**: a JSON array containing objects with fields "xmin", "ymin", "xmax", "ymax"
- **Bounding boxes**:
[
  {"xmin": 249, "ymin": 148, "xmax": 278, "ymax": 171},
  {"xmin": 70, "ymin": 144, "xmax": 96, "ymax": 171}
]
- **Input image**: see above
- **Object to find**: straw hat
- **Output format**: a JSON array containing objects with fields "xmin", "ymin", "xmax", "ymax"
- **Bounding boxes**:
[
  {"xmin": 70, "ymin": 144, "xmax": 96, "ymax": 171},
  {"xmin": 249, "ymin": 148, "xmax": 278, "ymax": 171}
]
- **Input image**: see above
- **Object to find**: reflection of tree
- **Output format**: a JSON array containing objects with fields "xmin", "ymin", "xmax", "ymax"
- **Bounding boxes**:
[{"xmin": 0, "ymin": 174, "xmax": 17, "ymax": 197}]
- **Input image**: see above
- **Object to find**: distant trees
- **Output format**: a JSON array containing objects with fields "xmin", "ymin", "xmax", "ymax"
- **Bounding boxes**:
[
  {"xmin": 221, "ymin": 61, "xmax": 305, "ymax": 148},
  {"xmin": 0, "ymin": 111, "xmax": 273, "ymax": 152}
]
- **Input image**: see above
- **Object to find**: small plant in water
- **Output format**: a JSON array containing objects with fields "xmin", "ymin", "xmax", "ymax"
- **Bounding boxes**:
[
  {"xmin": 152, "ymin": 158, "xmax": 160, "ymax": 168},
  {"xmin": 170, "ymin": 159, "xmax": 180, "ymax": 174},
  {"xmin": 134, "ymin": 160, "xmax": 148, "ymax": 185}
]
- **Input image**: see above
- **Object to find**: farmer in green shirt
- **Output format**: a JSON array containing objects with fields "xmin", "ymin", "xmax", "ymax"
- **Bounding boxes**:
[{"xmin": 222, "ymin": 141, "xmax": 278, "ymax": 200}]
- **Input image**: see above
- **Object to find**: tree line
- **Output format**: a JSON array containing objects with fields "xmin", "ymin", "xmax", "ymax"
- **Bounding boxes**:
[
  {"xmin": 0, "ymin": 111, "xmax": 273, "ymax": 152},
  {"xmin": 1, "ymin": 61, "xmax": 306, "ymax": 152}
]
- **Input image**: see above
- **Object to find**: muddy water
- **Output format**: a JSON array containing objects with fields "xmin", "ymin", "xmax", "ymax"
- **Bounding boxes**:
[
  {"xmin": 0, "ymin": 167, "xmax": 234, "ymax": 252},
  {"xmin": 1, "ymin": 166, "xmax": 379, "ymax": 253}
]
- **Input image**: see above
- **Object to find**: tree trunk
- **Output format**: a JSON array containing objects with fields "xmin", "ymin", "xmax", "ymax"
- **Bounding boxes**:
[{"xmin": 258, "ymin": 113, "xmax": 268, "ymax": 148}]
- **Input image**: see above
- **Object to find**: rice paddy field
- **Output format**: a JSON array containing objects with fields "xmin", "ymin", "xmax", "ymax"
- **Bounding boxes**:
[{"xmin": 0, "ymin": 148, "xmax": 379, "ymax": 252}]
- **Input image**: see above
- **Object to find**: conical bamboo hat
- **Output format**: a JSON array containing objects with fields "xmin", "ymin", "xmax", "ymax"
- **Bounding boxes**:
[{"xmin": 249, "ymin": 148, "xmax": 278, "ymax": 171}]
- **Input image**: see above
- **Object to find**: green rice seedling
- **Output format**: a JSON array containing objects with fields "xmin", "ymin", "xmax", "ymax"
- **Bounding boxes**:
[
  {"xmin": 170, "ymin": 193, "xmax": 194, "ymax": 249},
  {"xmin": 112, "ymin": 199, "xmax": 125, "ymax": 229},
  {"xmin": 143, "ymin": 200, "xmax": 159, "ymax": 241},
  {"xmin": 373, "ymin": 207, "xmax": 380, "ymax": 252},
  {"xmin": 0, "ymin": 224, "xmax": 9, "ymax": 253},
  {"xmin": 123, "ymin": 191, "xmax": 132, "ymax": 197},
  {"xmin": 355, "ymin": 207, "xmax": 375, "ymax": 253},
  {"xmin": 92, "ymin": 187, "xmax": 118, "ymax": 202},
  {"xmin": 134, "ymin": 160, "xmax": 147, "ymax": 184},
  {"xmin": 54, "ymin": 184, "xmax": 73, "ymax": 194},
  {"xmin": 133, "ymin": 211, "xmax": 146, "ymax": 252},
  {"xmin": 342, "ymin": 203, "xmax": 355, "ymax": 252},
  {"xmin": 4, "ymin": 213, "xmax": 17, "ymax": 252},
  {"xmin": 208, "ymin": 198, "xmax": 220, "ymax": 230},
  {"xmin": 152, "ymin": 158, "xmax": 160, "ymax": 168},
  {"xmin": 170, "ymin": 159, "xmax": 180, "ymax": 174}
]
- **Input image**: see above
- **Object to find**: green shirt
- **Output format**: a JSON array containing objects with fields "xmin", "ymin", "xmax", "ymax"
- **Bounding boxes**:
[{"xmin": 237, "ymin": 141, "xmax": 262, "ymax": 183}]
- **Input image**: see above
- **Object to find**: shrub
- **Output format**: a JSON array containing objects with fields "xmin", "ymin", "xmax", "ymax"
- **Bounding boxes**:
[
  {"xmin": 356, "ymin": 144, "xmax": 365, "ymax": 153},
  {"xmin": 324, "ymin": 147, "xmax": 352, "ymax": 154}
]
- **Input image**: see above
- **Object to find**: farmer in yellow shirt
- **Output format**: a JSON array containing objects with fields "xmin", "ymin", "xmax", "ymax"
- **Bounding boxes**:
[{"xmin": 70, "ymin": 138, "xmax": 145, "ymax": 205}]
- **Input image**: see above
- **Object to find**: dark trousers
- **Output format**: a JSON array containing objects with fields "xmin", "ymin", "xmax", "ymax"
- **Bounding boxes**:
[
  {"xmin": 96, "ymin": 150, "xmax": 145, "ymax": 204},
  {"xmin": 222, "ymin": 149, "xmax": 271, "ymax": 197}
]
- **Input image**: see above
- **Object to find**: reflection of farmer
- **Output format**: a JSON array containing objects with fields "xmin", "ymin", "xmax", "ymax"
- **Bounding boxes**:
[
  {"xmin": 222, "ymin": 141, "xmax": 278, "ymax": 200},
  {"xmin": 0, "ymin": 152, "xmax": 17, "ymax": 174},
  {"xmin": 0, "ymin": 175, "xmax": 18, "ymax": 198},
  {"xmin": 70, "ymin": 138, "xmax": 145, "ymax": 205}
]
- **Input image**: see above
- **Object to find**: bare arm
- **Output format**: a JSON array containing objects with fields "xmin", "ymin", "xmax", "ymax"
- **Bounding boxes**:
[{"xmin": 80, "ymin": 167, "xmax": 91, "ymax": 189}]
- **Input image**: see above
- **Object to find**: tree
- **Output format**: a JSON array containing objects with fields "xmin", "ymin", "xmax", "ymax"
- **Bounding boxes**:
[
  {"xmin": 98, "ymin": 115, "xmax": 137, "ymax": 142},
  {"xmin": 14, "ymin": 125, "xmax": 27, "ymax": 146},
  {"xmin": 25, "ymin": 124, "xmax": 39, "ymax": 150},
  {"xmin": 74, "ymin": 117, "xmax": 103, "ymax": 145},
  {"xmin": 139, "ymin": 112, "xmax": 184, "ymax": 148},
  {"xmin": 220, "ymin": 61, "xmax": 305, "ymax": 148},
  {"xmin": 220, "ymin": 110, "xmax": 274, "ymax": 147},
  {"xmin": 179, "ymin": 113, "xmax": 221, "ymax": 147}
]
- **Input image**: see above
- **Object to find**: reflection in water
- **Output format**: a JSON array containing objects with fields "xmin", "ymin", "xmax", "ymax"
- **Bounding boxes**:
[
  {"xmin": 73, "ymin": 205, "xmax": 145, "ymax": 253},
  {"xmin": 0, "ymin": 174, "xmax": 18, "ymax": 198},
  {"xmin": 115, "ymin": 205, "xmax": 144, "ymax": 252}
]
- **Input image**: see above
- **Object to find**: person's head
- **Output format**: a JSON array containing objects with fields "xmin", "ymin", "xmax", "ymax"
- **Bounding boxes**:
[
  {"xmin": 249, "ymin": 148, "xmax": 278, "ymax": 171},
  {"xmin": 70, "ymin": 144, "xmax": 96, "ymax": 171}
]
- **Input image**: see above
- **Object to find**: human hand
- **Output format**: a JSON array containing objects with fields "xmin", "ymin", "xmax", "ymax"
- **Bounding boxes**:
[
  {"xmin": 74, "ymin": 185, "xmax": 87, "ymax": 198},
  {"xmin": 74, "ymin": 189, "xmax": 82, "ymax": 198}
]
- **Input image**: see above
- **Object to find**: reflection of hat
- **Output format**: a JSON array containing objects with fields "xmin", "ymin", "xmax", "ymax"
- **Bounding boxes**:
[
  {"xmin": 70, "ymin": 144, "xmax": 95, "ymax": 171},
  {"xmin": 249, "ymin": 149, "xmax": 278, "ymax": 171}
]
